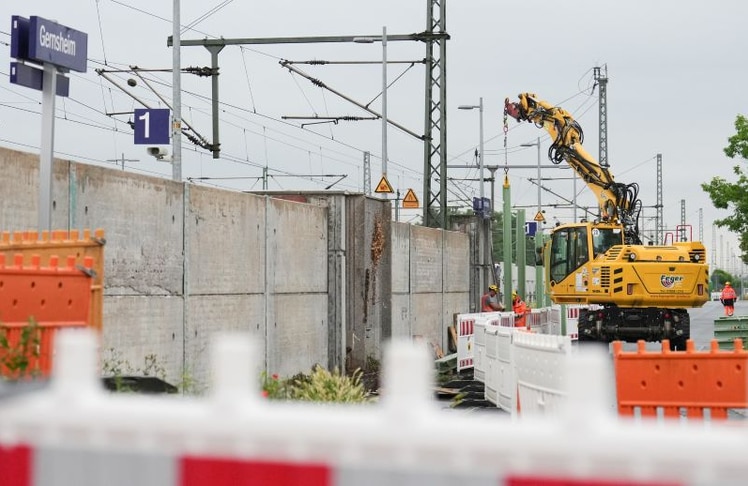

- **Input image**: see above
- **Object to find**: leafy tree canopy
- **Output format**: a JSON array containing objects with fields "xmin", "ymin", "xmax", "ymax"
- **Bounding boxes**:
[{"xmin": 701, "ymin": 114, "xmax": 748, "ymax": 264}]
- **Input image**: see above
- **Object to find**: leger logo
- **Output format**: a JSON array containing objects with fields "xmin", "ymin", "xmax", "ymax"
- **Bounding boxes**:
[{"xmin": 660, "ymin": 275, "xmax": 684, "ymax": 288}]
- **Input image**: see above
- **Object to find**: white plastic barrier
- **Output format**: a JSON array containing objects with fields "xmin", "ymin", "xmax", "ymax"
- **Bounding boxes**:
[
  {"xmin": 513, "ymin": 331, "xmax": 573, "ymax": 417},
  {"xmin": 483, "ymin": 314, "xmax": 515, "ymax": 406},
  {"xmin": 484, "ymin": 318, "xmax": 523, "ymax": 413},
  {"xmin": 526, "ymin": 307, "xmax": 551, "ymax": 334},
  {"xmin": 5, "ymin": 331, "xmax": 748, "ymax": 485},
  {"xmin": 455, "ymin": 312, "xmax": 501, "ymax": 373},
  {"xmin": 548, "ymin": 304, "xmax": 600, "ymax": 340},
  {"xmin": 473, "ymin": 312, "xmax": 513, "ymax": 383}
]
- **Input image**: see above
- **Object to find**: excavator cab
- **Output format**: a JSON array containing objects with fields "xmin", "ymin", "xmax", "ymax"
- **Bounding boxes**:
[{"xmin": 546, "ymin": 222, "xmax": 624, "ymax": 287}]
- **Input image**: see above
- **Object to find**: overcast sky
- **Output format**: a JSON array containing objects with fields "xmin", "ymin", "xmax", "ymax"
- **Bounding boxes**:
[{"xmin": 1, "ymin": 1, "xmax": 746, "ymax": 272}]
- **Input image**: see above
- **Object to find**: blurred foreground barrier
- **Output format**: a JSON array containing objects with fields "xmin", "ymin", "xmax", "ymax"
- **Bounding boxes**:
[
  {"xmin": 5, "ymin": 331, "xmax": 748, "ymax": 484},
  {"xmin": 0, "ymin": 230, "xmax": 104, "ymax": 331},
  {"xmin": 613, "ymin": 339, "xmax": 748, "ymax": 420},
  {"xmin": 0, "ymin": 253, "xmax": 95, "ymax": 377}
]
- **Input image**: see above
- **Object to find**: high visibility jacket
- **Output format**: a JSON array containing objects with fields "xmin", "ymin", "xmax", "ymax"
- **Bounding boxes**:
[
  {"xmin": 721, "ymin": 286, "xmax": 737, "ymax": 304},
  {"xmin": 513, "ymin": 298, "xmax": 528, "ymax": 327}
]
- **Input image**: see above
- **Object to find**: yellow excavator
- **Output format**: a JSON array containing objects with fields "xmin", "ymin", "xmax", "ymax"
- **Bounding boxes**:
[{"xmin": 505, "ymin": 93, "xmax": 709, "ymax": 350}]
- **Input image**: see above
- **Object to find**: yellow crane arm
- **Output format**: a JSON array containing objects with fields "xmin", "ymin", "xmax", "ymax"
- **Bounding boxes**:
[{"xmin": 505, "ymin": 93, "xmax": 642, "ymax": 244}]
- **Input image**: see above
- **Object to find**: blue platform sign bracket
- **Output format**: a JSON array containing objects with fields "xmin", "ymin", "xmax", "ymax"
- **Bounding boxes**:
[
  {"xmin": 10, "ymin": 62, "xmax": 70, "ymax": 97},
  {"xmin": 134, "ymin": 108, "xmax": 171, "ymax": 145}
]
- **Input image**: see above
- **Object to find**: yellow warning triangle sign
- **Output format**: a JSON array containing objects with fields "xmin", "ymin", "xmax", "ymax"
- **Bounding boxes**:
[
  {"xmin": 374, "ymin": 175, "xmax": 394, "ymax": 193},
  {"xmin": 402, "ymin": 188, "xmax": 419, "ymax": 208},
  {"xmin": 534, "ymin": 210, "xmax": 546, "ymax": 223}
]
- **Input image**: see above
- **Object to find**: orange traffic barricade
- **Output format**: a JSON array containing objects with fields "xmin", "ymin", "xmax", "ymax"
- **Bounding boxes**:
[
  {"xmin": 0, "ymin": 253, "xmax": 95, "ymax": 378},
  {"xmin": 613, "ymin": 339, "xmax": 748, "ymax": 420},
  {"xmin": 0, "ymin": 229, "xmax": 104, "ymax": 331}
]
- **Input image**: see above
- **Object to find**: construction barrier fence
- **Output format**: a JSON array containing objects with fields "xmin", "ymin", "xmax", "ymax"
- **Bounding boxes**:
[
  {"xmin": 5, "ymin": 331, "xmax": 748, "ymax": 485},
  {"xmin": 613, "ymin": 339, "xmax": 748, "ymax": 420},
  {"xmin": 0, "ymin": 253, "xmax": 95, "ymax": 378},
  {"xmin": 0, "ymin": 230, "xmax": 104, "ymax": 331}
]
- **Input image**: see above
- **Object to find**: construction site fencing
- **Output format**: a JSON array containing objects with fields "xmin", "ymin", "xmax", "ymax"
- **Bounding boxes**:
[
  {"xmin": 4, "ymin": 331, "xmax": 748, "ymax": 485},
  {"xmin": 455, "ymin": 311, "xmax": 503, "ymax": 373},
  {"xmin": 0, "ymin": 230, "xmax": 104, "ymax": 331},
  {"xmin": 0, "ymin": 253, "xmax": 95, "ymax": 377},
  {"xmin": 613, "ymin": 339, "xmax": 748, "ymax": 421}
]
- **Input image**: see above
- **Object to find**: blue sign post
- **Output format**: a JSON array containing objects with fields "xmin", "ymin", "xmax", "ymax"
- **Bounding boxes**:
[
  {"xmin": 10, "ymin": 15, "xmax": 88, "ymax": 232},
  {"xmin": 472, "ymin": 196, "xmax": 492, "ymax": 220},
  {"xmin": 134, "ymin": 109, "xmax": 171, "ymax": 145}
]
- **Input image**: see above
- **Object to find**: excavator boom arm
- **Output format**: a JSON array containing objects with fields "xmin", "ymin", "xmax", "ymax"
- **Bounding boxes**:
[{"xmin": 505, "ymin": 93, "xmax": 642, "ymax": 243}]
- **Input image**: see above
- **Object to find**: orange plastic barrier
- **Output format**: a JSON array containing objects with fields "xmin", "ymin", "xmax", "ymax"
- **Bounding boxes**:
[
  {"xmin": 0, "ymin": 229, "xmax": 104, "ymax": 331},
  {"xmin": 613, "ymin": 339, "xmax": 748, "ymax": 420},
  {"xmin": 0, "ymin": 253, "xmax": 95, "ymax": 377}
]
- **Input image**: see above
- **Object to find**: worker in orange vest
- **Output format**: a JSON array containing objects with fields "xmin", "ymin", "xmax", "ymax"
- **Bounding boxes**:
[
  {"xmin": 720, "ymin": 282, "xmax": 737, "ymax": 317},
  {"xmin": 512, "ymin": 290, "xmax": 529, "ymax": 328}
]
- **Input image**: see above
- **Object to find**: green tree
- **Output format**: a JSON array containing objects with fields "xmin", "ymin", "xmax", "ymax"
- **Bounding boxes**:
[{"xmin": 702, "ymin": 114, "xmax": 748, "ymax": 264}]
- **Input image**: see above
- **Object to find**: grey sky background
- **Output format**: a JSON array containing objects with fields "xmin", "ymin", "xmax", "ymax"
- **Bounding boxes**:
[{"xmin": 1, "ymin": 1, "xmax": 746, "ymax": 272}]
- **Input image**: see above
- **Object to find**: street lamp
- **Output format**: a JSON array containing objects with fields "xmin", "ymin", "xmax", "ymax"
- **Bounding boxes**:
[
  {"xmin": 520, "ymin": 137, "xmax": 542, "ymax": 223},
  {"xmin": 459, "ymin": 98, "xmax": 488, "ymax": 300},
  {"xmin": 458, "ymin": 98, "xmax": 484, "ymax": 205},
  {"xmin": 521, "ymin": 137, "xmax": 544, "ymax": 307},
  {"xmin": 354, "ymin": 27, "xmax": 388, "ymax": 195}
]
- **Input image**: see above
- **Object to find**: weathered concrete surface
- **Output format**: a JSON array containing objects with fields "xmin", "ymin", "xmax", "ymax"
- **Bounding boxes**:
[
  {"xmin": 102, "ymin": 296, "xmax": 184, "ymax": 382},
  {"xmin": 72, "ymin": 164, "xmax": 185, "ymax": 296},
  {"xmin": 0, "ymin": 147, "xmax": 470, "ymax": 388}
]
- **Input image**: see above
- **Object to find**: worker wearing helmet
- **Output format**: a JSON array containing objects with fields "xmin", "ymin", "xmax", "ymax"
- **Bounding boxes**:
[
  {"xmin": 720, "ymin": 282, "xmax": 737, "ymax": 317},
  {"xmin": 481, "ymin": 284, "xmax": 505, "ymax": 312},
  {"xmin": 512, "ymin": 290, "xmax": 529, "ymax": 328}
]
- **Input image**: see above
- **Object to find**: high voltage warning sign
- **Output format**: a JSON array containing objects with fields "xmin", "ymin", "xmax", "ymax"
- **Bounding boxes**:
[
  {"xmin": 402, "ymin": 189, "xmax": 419, "ymax": 208},
  {"xmin": 534, "ymin": 211, "xmax": 545, "ymax": 223},
  {"xmin": 374, "ymin": 175, "xmax": 394, "ymax": 193}
]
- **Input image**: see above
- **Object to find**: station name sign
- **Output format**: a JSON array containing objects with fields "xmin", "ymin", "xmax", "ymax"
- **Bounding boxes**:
[{"xmin": 11, "ymin": 15, "xmax": 88, "ymax": 73}]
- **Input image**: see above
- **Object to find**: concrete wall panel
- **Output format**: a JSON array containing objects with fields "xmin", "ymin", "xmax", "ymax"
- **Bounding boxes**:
[
  {"xmin": 268, "ymin": 198, "xmax": 327, "ymax": 293},
  {"xmin": 268, "ymin": 294, "xmax": 328, "ymax": 376},
  {"xmin": 410, "ymin": 293, "xmax": 445, "ymax": 350},
  {"xmin": 390, "ymin": 223, "xmax": 410, "ymax": 293},
  {"xmin": 390, "ymin": 294, "xmax": 411, "ymax": 338},
  {"xmin": 0, "ymin": 149, "xmax": 70, "ymax": 230},
  {"xmin": 185, "ymin": 294, "xmax": 267, "ymax": 390},
  {"xmin": 74, "ymin": 165, "xmax": 184, "ymax": 296},
  {"xmin": 410, "ymin": 226, "xmax": 443, "ymax": 293},
  {"xmin": 102, "ymin": 296, "xmax": 184, "ymax": 385},
  {"xmin": 443, "ymin": 229, "xmax": 470, "ymax": 293},
  {"xmin": 187, "ymin": 186, "xmax": 265, "ymax": 295}
]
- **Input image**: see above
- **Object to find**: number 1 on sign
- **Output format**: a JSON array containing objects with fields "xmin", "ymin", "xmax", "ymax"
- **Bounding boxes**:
[{"xmin": 138, "ymin": 111, "xmax": 150, "ymax": 139}]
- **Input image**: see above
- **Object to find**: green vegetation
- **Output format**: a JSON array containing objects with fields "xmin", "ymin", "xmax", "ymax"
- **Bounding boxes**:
[
  {"xmin": 262, "ymin": 366, "xmax": 372, "ymax": 404},
  {"xmin": 702, "ymin": 114, "xmax": 748, "ymax": 264},
  {"xmin": 0, "ymin": 319, "xmax": 41, "ymax": 381}
]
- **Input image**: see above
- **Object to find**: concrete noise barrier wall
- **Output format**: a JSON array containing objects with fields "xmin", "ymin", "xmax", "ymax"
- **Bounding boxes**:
[{"xmin": 5, "ymin": 331, "xmax": 748, "ymax": 484}]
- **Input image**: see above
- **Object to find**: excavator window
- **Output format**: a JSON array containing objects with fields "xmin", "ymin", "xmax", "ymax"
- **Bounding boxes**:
[
  {"xmin": 592, "ymin": 227, "xmax": 623, "ymax": 257},
  {"xmin": 549, "ymin": 227, "xmax": 589, "ymax": 284}
]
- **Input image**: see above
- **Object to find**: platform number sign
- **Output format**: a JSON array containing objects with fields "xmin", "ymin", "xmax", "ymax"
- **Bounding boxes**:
[{"xmin": 134, "ymin": 108, "xmax": 170, "ymax": 145}]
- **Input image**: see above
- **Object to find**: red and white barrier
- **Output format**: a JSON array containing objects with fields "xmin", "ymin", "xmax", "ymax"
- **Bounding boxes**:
[
  {"xmin": 4, "ymin": 330, "xmax": 748, "ymax": 485},
  {"xmin": 456, "ymin": 312, "xmax": 503, "ymax": 373}
]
